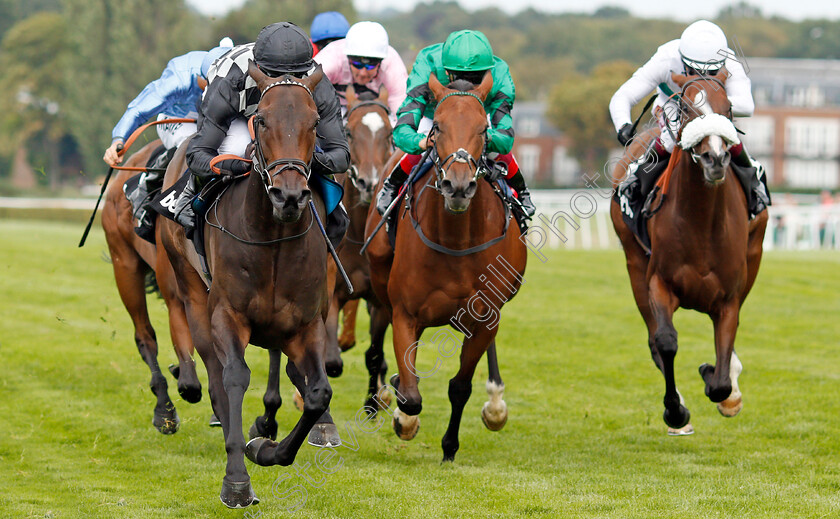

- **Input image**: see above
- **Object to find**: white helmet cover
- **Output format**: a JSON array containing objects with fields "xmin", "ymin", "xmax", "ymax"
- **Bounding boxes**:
[
  {"xmin": 344, "ymin": 21, "xmax": 389, "ymax": 59},
  {"xmin": 679, "ymin": 20, "xmax": 728, "ymax": 72}
]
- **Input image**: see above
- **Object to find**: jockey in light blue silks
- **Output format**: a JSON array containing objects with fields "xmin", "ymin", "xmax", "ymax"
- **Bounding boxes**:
[{"xmin": 103, "ymin": 38, "xmax": 234, "ymax": 241}]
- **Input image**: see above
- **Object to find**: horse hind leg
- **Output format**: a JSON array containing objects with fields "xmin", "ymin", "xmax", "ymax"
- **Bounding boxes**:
[
  {"xmin": 110, "ymin": 248, "xmax": 178, "ymax": 434},
  {"xmin": 481, "ymin": 340, "xmax": 507, "ymax": 431},
  {"xmin": 249, "ymin": 349, "xmax": 283, "ymax": 441}
]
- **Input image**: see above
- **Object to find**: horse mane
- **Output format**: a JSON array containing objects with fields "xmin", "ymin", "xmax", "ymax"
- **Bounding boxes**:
[
  {"xmin": 354, "ymin": 90, "xmax": 378, "ymax": 102},
  {"xmin": 446, "ymin": 79, "xmax": 476, "ymax": 92}
]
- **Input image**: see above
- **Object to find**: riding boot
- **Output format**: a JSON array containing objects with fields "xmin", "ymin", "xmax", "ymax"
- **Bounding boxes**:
[
  {"xmin": 505, "ymin": 170, "xmax": 536, "ymax": 217},
  {"xmin": 618, "ymin": 140, "xmax": 668, "ymax": 205},
  {"xmin": 325, "ymin": 203, "xmax": 349, "ymax": 250},
  {"xmin": 133, "ymin": 209, "xmax": 156, "ymax": 244},
  {"xmin": 730, "ymin": 143, "xmax": 771, "ymax": 216},
  {"xmin": 173, "ymin": 175, "xmax": 197, "ymax": 234},
  {"xmin": 375, "ymin": 163, "xmax": 409, "ymax": 215}
]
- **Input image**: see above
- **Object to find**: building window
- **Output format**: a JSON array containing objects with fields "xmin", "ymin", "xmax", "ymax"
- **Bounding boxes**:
[
  {"xmin": 785, "ymin": 117, "xmax": 840, "ymax": 159},
  {"xmin": 518, "ymin": 116, "xmax": 541, "ymax": 137},
  {"xmin": 552, "ymin": 146, "xmax": 579, "ymax": 186},
  {"xmin": 738, "ymin": 116, "xmax": 774, "ymax": 155},
  {"xmin": 517, "ymin": 144, "xmax": 540, "ymax": 181}
]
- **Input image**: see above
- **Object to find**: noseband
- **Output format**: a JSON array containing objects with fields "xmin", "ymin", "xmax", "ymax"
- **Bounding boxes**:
[
  {"xmin": 676, "ymin": 76, "xmax": 738, "ymax": 162},
  {"xmin": 251, "ymin": 77, "xmax": 315, "ymax": 195}
]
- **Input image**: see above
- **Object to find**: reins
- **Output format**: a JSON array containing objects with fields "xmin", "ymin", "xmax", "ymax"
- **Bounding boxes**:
[{"xmin": 111, "ymin": 118, "xmax": 197, "ymax": 171}]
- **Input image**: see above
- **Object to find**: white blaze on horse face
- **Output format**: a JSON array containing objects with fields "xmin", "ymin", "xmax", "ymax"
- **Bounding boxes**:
[
  {"xmin": 361, "ymin": 112, "xmax": 385, "ymax": 136},
  {"xmin": 694, "ymin": 91, "xmax": 724, "ymax": 156}
]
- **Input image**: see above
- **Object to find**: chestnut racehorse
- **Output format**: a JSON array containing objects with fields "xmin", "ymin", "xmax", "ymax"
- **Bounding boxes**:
[
  {"xmin": 610, "ymin": 72, "xmax": 768, "ymax": 434},
  {"xmin": 325, "ymin": 85, "xmax": 394, "ymax": 411},
  {"xmin": 365, "ymin": 72, "xmax": 527, "ymax": 461},
  {"xmin": 159, "ymin": 64, "xmax": 333, "ymax": 508},
  {"xmin": 101, "ymin": 140, "xmax": 201, "ymax": 434}
]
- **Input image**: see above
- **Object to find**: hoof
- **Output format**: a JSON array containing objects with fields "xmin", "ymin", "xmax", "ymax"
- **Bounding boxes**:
[
  {"xmin": 219, "ymin": 479, "xmax": 259, "ymax": 508},
  {"xmin": 249, "ymin": 416, "xmax": 278, "ymax": 441},
  {"xmin": 338, "ymin": 336, "xmax": 356, "ymax": 352},
  {"xmin": 177, "ymin": 382, "xmax": 202, "ymax": 404},
  {"xmin": 717, "ymin": 392, "xmax": 743, "ymax": 417},
  {"xmin": 663, "ymin": 405, "xmax": 691, "ymax": 429},
  {"xmin": 293, "ymin": 389, "xmax": 304, "ymax": 412},
  {"xmin": 308, "ymin": 423, "xmax": 341, "ymax": 448},
  {"xmin": 481, "ymin": 400, "xmax": 508, "ymax": 431},
  {"xmin": 168, "ymin": 363, "xmax": 180, "ymax": 380},
  {"xmin": 364, "ymin": 385, "xmax": 392, "ymax": 413},
  {"xmin": 208, "ymin": 414, "xmax": 222, "ymax": 427},
  {"xmin": 392, "ymin": 408, "xmax": 420, "ymax": 441},
  {"xmin": 245, "ymin": 437, "xmax": 276, "ymax": 466},
  {"xmin": 153, "ymin": 407, "xmax": 179, "ymax": 434},
  {"xmin": 667, "ymin": 423, "xmax": 695, "ymax": 436}
]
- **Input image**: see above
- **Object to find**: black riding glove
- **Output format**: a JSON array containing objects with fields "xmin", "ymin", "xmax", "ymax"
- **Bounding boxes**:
[
  {"xmin": 216, "ymin": 158, "xmax": 252, "ymax": 177},
  {"xmin": 617, "ymin": 123, "xmax": 634, "ymax": 146}
]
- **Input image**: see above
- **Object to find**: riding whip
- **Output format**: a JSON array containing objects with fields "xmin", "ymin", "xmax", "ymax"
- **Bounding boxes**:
[
  {"xmin": 359, "ymin": 144, "xmax": 434, "ymax": 255},
  {"xmin": 78, "ymin": 144, "xmax": 122, "ymax": 247},
  {"xmin": 309, "ymin": 200, "xmax": 354, "ymax": 294}
]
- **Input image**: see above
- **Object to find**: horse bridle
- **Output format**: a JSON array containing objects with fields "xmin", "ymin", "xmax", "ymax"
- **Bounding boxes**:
[
  {"xmin": 250, "ymin": 77, "xmax": 315, "ymax": 196},
  {"xmin": 429, "ymin": 91, "xmax": 490, "ymax": 190},
  {"xmin": 676, "ymin": 76, "xmax": 736, "ymax": 163}
]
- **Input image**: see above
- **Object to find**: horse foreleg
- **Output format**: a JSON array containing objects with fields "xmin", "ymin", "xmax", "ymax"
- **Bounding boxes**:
[
  {"xmin": 481, "ymin": 339, "xmax": 507, "ymax": 431},
  {"xmin": 339, "ymin": 299, "xmax": 360, "ymax": 351},
  {"xmin": 700, "ymin": 302, "xmax": 739, "ymax": 407},
  {"xmin": 363, "ymin": 302, "xmax": 391, "ymax": 413},
  {"xmin": 246, "ymin": 319, "xmax": 332, "ymax": 467},
  {"xmin": 649, "ymin": 276, "xmax": 690, "ymax": 430},
  {"xmin": 285, "ymin": 357, "xmax": 340, "ymax": 447},
  {"xmin": 211, "ymin": 307, "xmax": 256, "ymax": 509},
  {"xmin": 442, "ymin": 327, "xmax": 496, "ymax": 462},
  {"xmin": 249, "ymin": 348, "xmax": 282, "ymax": 441},
  {"xmin": 390, "ymin": 309, "xmax": 423, "ymax": 441}
]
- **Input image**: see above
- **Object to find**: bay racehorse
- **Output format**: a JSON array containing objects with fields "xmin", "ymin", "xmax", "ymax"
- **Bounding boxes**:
[
  {"xmin": 101, "ymin": 140, "xmax": 201, "ymax": 434},
  {"xmin": 610, "ymin": 71, "xmax": 768, "ymax": 434},
  {"xmin": 325, "ymin": 85, "xmax": 394, "ymax": 412},
  {"xmin": 159, "ymin": 64, "xmax": 333, "ymax": 508},
  {"xmin": 365, "ymin": 72, "xmax": 527, "ymax": 461}
]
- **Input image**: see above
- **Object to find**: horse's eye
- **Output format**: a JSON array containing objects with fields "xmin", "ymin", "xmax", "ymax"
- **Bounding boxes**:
[{"xmin": 257, "ymin": 117, "xmax": 266, "ymax": 127}]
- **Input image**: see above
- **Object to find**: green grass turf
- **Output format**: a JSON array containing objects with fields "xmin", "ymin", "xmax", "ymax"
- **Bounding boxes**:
[{"xmin": 1, "ymin": 218, "xmax": 839, "ymax": 518}]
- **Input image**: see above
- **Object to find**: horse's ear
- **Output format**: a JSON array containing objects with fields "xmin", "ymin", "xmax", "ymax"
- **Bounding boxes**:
[
  {"xmin": 248, "ymin": 60, "xmax": 269, "ymax": 88},
  {"xmin": 429, "ymin": 72, "xmax": 446, "ymax": 100},
  {"xmin": 671, "ymin": 72, "xmax": 688, "ymax": 87},
  {"xmin": 377, "ymin": 84, "xmax": 389, "ymax": 103},
  {"xmin": 302, "ymin": 63, "xmax": 324, "ymax": 92},
  {"xmin": 346, "ymin": 84, "xmax": 358, "ymax": 107},
  {"xmin": 474, "ymin": 70, "xmax": 494, "ymax": 102}
]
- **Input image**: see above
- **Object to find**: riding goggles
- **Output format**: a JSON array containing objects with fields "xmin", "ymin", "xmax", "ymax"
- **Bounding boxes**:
[{"xmin": 349, "ymin": 56, "xmax": 381, "ymax": 70}]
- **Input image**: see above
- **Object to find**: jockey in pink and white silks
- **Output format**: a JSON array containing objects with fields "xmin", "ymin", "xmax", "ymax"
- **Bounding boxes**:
[
  {"xmin": 314, "ymin": 21, "xmax": 407, "ymax": 126},
  {"xmin": 610, "ymin": 20, "xmax": 769, "ymax": 217}
]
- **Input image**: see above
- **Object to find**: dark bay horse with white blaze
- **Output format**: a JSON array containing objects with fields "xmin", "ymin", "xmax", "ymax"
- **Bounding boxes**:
[
  {"xmin": 101, "ymin": 140, "xmax": 201, "ymax": 434},
  {"xmin": 160, "ymin": 64, "xmax": 333, "ymax": 508},
  {"xmin": 610, "ymin": 71, "xmax": 768, "ymax": 434},
  {"xmin": 325, "ymin": 85, "xmax": 394, "ymax": 411},
  {"xmin": 365, "ymin": 72, "xmax": 527, "ymax": 461}
]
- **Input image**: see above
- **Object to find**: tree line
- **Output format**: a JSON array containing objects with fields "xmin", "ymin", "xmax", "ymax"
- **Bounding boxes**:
[{"xmin": 0, "ymin": 0, "xmax": 837, "ymax": 191}]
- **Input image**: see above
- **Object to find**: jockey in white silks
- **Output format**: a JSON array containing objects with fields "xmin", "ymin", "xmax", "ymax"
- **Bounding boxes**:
[{"xmin": 609, "ymin": 20, "xmax": 769, "ymax": 218}]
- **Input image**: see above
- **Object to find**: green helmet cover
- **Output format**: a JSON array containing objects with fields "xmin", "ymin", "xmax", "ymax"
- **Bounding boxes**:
[{"xmin": 442, "ymin": 30, "xmax": 494, "ymax": 72}]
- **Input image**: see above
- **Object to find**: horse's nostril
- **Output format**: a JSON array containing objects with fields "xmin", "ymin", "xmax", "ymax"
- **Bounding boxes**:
[{"xmin": 440, "ymin": 179, "xmax": 453, "ymax": 193}]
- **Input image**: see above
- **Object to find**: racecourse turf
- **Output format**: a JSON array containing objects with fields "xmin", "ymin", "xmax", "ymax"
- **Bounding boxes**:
[{"xmin": 1, "ymin": 218, "xmax": 838, "ymax": 519}]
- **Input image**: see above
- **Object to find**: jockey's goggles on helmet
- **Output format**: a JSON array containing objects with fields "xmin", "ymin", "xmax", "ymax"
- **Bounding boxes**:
[
  {"xmin": 681, "ymin": 56, "xmax": 724, "ymax": 76},
  {"xmin": 445, "ymin": 69, "xmax": 488, "ymax": 86},
  {"xmin": 348, "ymin": 56, "xmax": 381, "ymax": 70}
]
